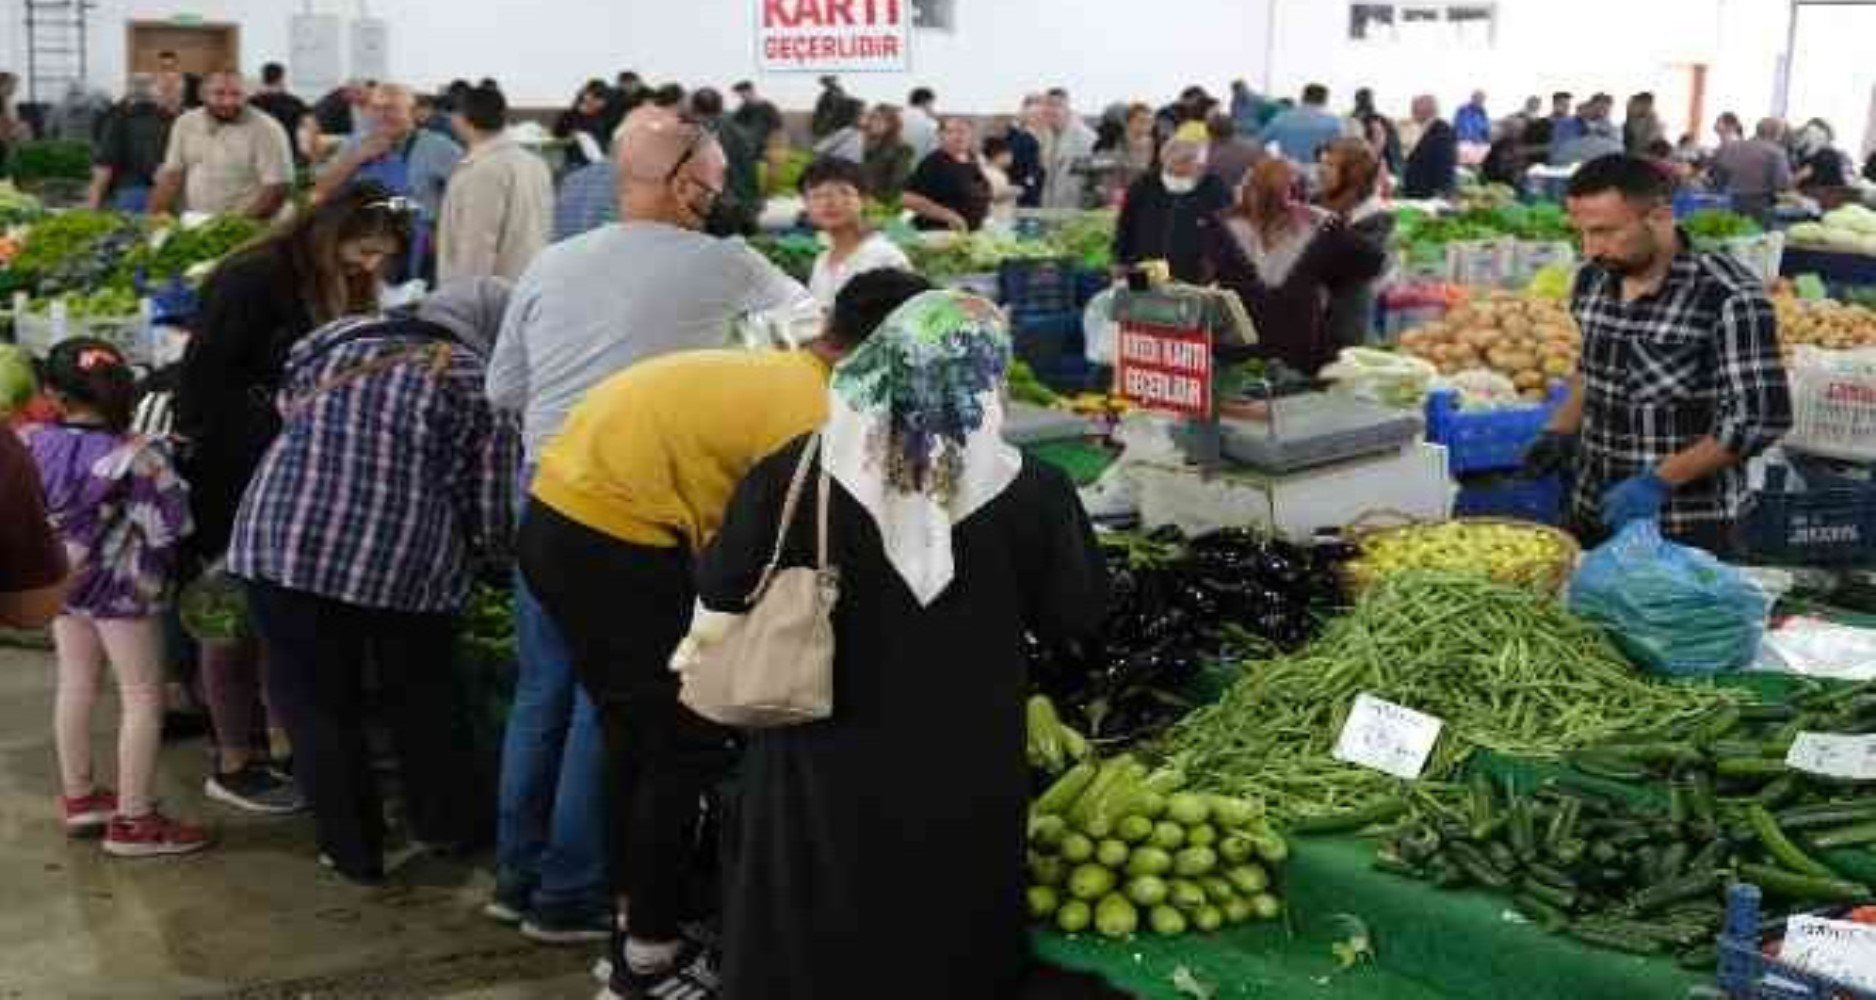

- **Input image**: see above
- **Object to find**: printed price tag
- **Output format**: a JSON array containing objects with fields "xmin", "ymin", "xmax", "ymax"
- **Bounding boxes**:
[
  {"xmin": 1782, "ymin": 915, "xmax": 1876, "ymax": 992},
  {"xmin": 1333, "ymin": 693, "xmax": 1444, "ymax": 780},
  {"xmin": 1786, "ymin": 732, "xmax": 1876, "ymax": 781}
]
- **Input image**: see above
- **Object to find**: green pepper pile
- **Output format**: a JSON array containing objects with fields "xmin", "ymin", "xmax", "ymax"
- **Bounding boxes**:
[
  {"xmin": 1161, "ymin": 572, "xmax": 1740, "ymax": 824},
  {"xmin": 1368, "ymin": 680, "xmax": 1876, "ymax": 963}
]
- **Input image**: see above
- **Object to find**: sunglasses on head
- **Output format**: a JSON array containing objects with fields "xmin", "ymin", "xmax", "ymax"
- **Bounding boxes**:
[{"xmin": 364, "ymin": 195, "xmax": 419, "ymax": 216}]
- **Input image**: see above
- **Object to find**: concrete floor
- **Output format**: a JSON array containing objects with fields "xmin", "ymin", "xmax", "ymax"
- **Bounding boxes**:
[{"xmin": 0, "ymin": 643, "xmax": 598, "ymax": 1000}]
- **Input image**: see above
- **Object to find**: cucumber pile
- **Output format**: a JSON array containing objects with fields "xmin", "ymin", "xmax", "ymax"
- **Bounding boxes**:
[
  {"xmin": 1371, "ymin": 683, "xmax": 1876, "ymax": 964},
  {"xmin": 1026, "ymin": 752, "xmax": 1288, "ymax": 940}
]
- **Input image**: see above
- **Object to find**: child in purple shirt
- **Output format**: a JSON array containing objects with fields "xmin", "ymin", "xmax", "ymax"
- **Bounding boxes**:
[{"xmin": 21, "ymin": 338, "xmax": 209, "ymax": 857}]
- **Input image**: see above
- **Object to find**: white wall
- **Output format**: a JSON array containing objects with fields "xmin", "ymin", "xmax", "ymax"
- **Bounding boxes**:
[{"xmin": 1, "ymin": 0, "xmax": 1852, "ymax": 138}]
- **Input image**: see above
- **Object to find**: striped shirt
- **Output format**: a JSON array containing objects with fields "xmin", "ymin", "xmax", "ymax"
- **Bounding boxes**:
[
  {"xmin": 1571, "ymin": 237, "xmax": 1792, "ymax": 536},
  {"xmin": 227, "ymin": 314, "xmax": 521, "ymax": 612}
]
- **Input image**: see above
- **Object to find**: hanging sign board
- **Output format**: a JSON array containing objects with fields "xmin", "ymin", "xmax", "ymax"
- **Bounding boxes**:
[
  {"xmin": 757, "ymin": 0, "xmax": 912, "ymax": 73},
  {"xmin": 349, "ymin": 17, "xmax": 390, "ymax": 85},
  {"xmin": 289, "ymin": 14, "xmax": 343, "ymax": 98}
]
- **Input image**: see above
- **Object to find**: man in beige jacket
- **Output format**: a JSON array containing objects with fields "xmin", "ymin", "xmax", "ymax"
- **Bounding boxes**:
[{"xmin": 438, "ymin": 84, "xmax": 553, "ymax": 282}]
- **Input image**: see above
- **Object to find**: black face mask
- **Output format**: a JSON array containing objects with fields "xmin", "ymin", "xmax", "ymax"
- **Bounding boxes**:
[{"xmin": 703, "ymin": 193, "xmax": 749, "ymax": 238}]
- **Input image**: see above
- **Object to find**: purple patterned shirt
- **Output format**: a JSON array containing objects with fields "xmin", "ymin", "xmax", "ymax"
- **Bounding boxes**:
[{"xmin": 19, "ymin": 424, "xmax": 193, "ymax": 618}]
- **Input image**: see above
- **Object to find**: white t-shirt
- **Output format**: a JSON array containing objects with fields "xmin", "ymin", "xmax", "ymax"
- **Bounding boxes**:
[{"xmin": 809, "ymin": 232, "xmax": 913, "ymax": 308}]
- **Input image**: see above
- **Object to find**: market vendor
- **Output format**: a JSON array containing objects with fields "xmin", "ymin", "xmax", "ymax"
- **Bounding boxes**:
[
  {"xmin": 147, "ymin": 71, "xmax": 294, "ymax": 220},
  {"xmin": 1111, "ymin": 137, "xmax": 1231, "ymax": 284},
  {"xmin": 1523, "ymin": 154, "xmax": 1791, "ymax": 555},
  {"xmin": 902, "ymin": 118, "xmax": 992, "ymax": 232}
]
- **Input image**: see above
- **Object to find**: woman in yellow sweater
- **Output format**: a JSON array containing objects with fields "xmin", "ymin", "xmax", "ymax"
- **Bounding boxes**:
[{"xmin": 516, "ymin": 269, "xmax": 931, "ymax": 999}]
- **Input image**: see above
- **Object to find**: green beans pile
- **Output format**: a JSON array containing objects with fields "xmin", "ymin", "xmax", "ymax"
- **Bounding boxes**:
[{"xmin": 1161, "ymin": 571, "xmax": 1742, "ymax": 823}]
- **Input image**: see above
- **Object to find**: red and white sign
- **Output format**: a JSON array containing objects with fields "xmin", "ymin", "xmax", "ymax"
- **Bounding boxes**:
[
  {"xmin": 1115, "ymin": 321, "xmax": 1213, "ymax": 418},
  {"xmin": 757, "ymin": 0, "xmax": 911, "ymax": 73}
]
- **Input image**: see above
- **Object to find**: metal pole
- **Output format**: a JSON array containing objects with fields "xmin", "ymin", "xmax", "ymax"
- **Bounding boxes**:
[
  {"xmin": 1263, "ymin": 0, "xmax": 1277, "ymax": 95},
  {"xmin": 1775, "ymin": 0, "xmax": 1799, "ymax": 118}
]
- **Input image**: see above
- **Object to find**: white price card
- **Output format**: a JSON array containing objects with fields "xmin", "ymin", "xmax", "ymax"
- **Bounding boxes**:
[
  {"xmin": 1786, "ymin": 732, "xmax": 1876, "ymax": 781},
  {"xmin": 1333, "ymin": 693, "xmax": 1444, "ymax": 780},
  {"xmin": 1781, "ymin": 915, "xmax": 1876, "ymax": 992}
]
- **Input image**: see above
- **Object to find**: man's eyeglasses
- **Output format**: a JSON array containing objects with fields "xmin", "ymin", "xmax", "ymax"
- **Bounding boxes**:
[
  {"xmin": 364, "ymin": 196, "xmax": 418, "ymax": 216},
  {"xmin": 664, "ymin": 116, "xmax": 723, "ymax": 202}
]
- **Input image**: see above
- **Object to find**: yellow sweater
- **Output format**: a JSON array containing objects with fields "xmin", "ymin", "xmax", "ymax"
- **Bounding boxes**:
[{"xmin": 532, "ymin": 349, "xmax": 831, "ymax": 550}]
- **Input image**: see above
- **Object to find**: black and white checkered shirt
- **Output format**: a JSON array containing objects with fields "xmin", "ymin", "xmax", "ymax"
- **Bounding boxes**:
[{"xmin": 1570, "ymin": 238, "xmax": 1792, "ymax": 537}]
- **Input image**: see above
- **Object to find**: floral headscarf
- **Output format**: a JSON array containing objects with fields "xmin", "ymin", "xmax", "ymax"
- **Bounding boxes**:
[{"xmin": 824, "ymin": 290, "xmax": 1023, "ymax": 606}]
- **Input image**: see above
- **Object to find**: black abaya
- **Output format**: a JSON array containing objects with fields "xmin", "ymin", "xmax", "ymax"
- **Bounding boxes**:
[{"xmin": 698, "ymin": 438, "xmax": 1107, "ymax": 1000}]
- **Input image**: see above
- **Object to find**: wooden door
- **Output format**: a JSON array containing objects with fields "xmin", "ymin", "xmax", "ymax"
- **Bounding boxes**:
[{"xmin": 125, "ymin": 22, "xmax": 241, "ymax": 79}]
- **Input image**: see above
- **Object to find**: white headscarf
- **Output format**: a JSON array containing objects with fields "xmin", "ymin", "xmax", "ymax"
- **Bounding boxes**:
[{"xmin": 822, "ymin": 290, "xmax": 1023, "ymax": 606}]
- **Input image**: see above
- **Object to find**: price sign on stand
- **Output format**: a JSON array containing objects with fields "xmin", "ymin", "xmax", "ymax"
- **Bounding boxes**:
[
  {"xmin": 1114, "ymin": 320, "xmax": 1213, "ymax": 419},
  {"xmin": 1333, "ymin": 693, "xmax": 1444, "ymax": 780},
  {"xmin": 1786, "ymin": 733, "xmax": 1876, "ymax": 781},
  {"xmin": 1782, "ymin": 915, "xmax": 1876, "ymax": 992}
]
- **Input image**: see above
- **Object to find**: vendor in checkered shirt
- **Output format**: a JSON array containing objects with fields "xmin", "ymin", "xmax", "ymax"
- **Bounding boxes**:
[{"xmin": 1522, "ymin": 154, "xmax": 1792, "ymax": 555}]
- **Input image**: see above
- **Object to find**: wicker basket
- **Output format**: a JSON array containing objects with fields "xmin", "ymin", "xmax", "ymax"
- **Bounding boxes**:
[{"xmin": 1342, "ymin": 511, "xmax": 1581, "ymax": 596}]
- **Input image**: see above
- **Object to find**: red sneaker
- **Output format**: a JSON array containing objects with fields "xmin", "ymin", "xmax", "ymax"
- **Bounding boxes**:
[
  {"xmin": 102, "ymin": 811, "xmax": 212, "ymax": 858},
  {"xmin": 61, "ymin": 789, "xmax": 118, "ymax": 836}
]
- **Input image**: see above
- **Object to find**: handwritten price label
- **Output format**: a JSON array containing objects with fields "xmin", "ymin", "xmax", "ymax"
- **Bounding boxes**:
[
  {"xmin": 1782, "ymin": 915, "xmax": 1876, "ymax": 992},
  {"xmin": 1786, "ymin": 733, "xmax": 1876, "ymax": 781},
  {"xmin": 1333, "ymin": 693, "xmax": 1444, "ymax": 780}
]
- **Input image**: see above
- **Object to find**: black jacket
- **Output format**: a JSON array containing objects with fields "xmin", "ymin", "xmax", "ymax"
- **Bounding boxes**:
[
  {"xmin": 1113, "ymin": 173, "xmax": 1233, "ymax": 284},
  {"xmin": 175, "ymin": 250, "xmax": 316, "ymax": 560},
  {"xmin": 1402, "ymin": 119, "xmax": 1459, "ymax": 199}
]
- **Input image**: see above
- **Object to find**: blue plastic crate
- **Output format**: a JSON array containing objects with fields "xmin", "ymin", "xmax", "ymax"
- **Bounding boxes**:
[
  {"xmin": 1011, "ymin": 311, "xmax": 1085, "ymax": 370},
  {"xmin": 1074, "ymin": 268, "xmax": 1110, "ymax": 308},
  {"xmin": 1675, "ymin": 190, "xmax": 1734, "ymax": 220},
  {"xmin": 998, "ymin": 258, "xmax": 1080, "ymax": 317},
  {"xmin": 1454, "ymin": 472, "xmax": 1565, "ymax": 525},
  {"xmin": 1716, "ymin": 883, "xmax": 1876, "ymax": 1000},
  {"xmin": 1425, "ymin": 383, "xmax": 1569, "ymax": 475},
  {"xmin": 1734, "ymin": 462, "xmax": 1876, "ymax": 565},
  {"xmin": 1030, "ymin": 358, "xmax": 1108, "ymax": 394}
]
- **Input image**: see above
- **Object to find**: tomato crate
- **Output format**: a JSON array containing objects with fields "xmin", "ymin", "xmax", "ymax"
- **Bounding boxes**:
[
  {"xmin": 998, "ymin": 257, "xmax": 1081, "ymax": 320},
  {"xmin": 1424, "ymin": 382, "xmax": 1569, "ymax": 475},
  {"xmin": 1733, "ymin": 461, "xmax": 1876, "ymax": 566},
  {"xmin": 1715, "ymin": 883, "xmax": 1876, "ymax": 1000}
]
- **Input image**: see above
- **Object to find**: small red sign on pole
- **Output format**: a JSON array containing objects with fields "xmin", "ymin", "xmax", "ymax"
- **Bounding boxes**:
[{"xmin": 1115, "ymin": 320, "xmax": 1213, "ymax": 418}]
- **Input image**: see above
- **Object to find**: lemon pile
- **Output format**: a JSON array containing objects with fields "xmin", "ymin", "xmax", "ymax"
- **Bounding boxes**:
[{"xmin": 1347, "ymin": 520, "xmax": 1572, "ymax": 592}]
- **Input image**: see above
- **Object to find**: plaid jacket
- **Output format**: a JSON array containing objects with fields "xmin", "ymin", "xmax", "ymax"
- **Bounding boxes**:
[
  {"xmin": 227, "ymin": 314, "xmax": 520, "ymax": 612},
  {"xmin": 1571, "ymin": 240, "xmax": 1792, "ymax": 536}
]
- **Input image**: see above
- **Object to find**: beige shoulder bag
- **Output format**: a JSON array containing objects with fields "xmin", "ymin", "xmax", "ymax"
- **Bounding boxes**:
[{"xmin": 677, "ymin": 434, "xmax": 839, "ymax": 728}]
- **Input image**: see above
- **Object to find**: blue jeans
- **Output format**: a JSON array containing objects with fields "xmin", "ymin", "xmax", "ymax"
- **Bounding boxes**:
[{"xmin": 493, "ymin": 570, "xmax": 611, "ymax": 918}]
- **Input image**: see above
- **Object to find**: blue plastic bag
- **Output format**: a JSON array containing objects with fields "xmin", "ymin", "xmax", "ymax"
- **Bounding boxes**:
[{"xmin": 1567, "ymin": 520, "xmax": 1771, "ymax": 677}]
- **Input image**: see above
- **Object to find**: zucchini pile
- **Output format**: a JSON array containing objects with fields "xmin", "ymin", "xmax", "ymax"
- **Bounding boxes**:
[
  {"xmin": 1370, "ymin": 683, "xmax": 1876, "ymax": 964},
  {"xmin": 1026, "ymin": 752, "xmax": 1288, "ymax": 941}
]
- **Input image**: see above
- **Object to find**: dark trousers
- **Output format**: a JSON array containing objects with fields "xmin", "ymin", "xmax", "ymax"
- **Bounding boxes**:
[
  {"xmin": 518, "ymin": 501, "xmax": 736, "ymax": 941},
  {"xmin": 246, "ymin": 580, "xmax": 477, "ymax": 880}
]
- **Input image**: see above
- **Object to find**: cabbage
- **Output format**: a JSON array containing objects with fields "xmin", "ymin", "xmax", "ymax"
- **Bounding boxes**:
[
  {"xmin": 0, "ymin": 344, "xmax": 35, "ymax": 415},
  {"xmin": 1825, "ymin": 204, "xmax": 1876, "ymax": 236},
  {"xmin": 1788, "ymin": 222, "xmax": 1829, "ymax": 245}
]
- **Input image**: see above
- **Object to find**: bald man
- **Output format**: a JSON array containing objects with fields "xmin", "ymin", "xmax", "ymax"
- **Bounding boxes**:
[
  {"xmin": 314, "ymin": 82, "xmax": 463, "ymax": 223},
  {"xmin": 483, "ymin": 104, "xmax": 812, "ymax": 957}
]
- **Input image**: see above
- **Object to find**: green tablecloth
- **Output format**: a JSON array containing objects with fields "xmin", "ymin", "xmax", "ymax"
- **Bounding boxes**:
[{"xmin": 1038, "ymin": 836, "xmax": 1706, "ymax": 999}]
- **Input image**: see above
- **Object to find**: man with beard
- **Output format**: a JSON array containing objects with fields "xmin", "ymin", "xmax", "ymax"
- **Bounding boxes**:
[
  {"xmin": 1522, "ymin": 155, "xmax": 1791, "ymax": 555},
  {"xmin": 149, "ymin": 70, "xmax": 293, "ymax": 219}
]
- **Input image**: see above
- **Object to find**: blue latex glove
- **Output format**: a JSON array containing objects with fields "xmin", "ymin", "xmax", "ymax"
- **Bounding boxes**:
[{"xmin": 1601, "ymin": 471, "xmax": 1671, "ymax": 527}]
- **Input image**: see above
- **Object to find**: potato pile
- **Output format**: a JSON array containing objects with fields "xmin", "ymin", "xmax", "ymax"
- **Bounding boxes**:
[
  {"xmin": 1772, "ymin": 295, "xmax": 1876, "ymax": 361},
  {"xmin": 1396, "ymin": 291, "xmax": 1581, "ymax": 400}
]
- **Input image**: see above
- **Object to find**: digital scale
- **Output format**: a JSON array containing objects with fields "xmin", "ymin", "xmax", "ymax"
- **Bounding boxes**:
[{"xmin": 1109, "ymin": 283, "xmax": 1423, "ymax": 474}]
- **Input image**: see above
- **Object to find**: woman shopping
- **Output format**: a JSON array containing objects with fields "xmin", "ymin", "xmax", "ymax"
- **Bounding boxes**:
[
  {"xmin": 702, "ymin": 291, "xmax": 1108, "ymax": 999},
  {"xmin": 227, "ymin": 279, "xmax": 519, "ymax": 885},
  {"xmin": 176, "ymin": 182, "xmax": 413, "ymax": 816},
  {"xmin": 802, "ymin": 157, "xmax": 912, "ymax": 308},
  {"xmin": 1202, "ymin": 158, "xmax": 1386, "ymax": 375},
  {"xmin": 1316, "ymin": 138, "xmax": 1396, "ymax": 348},
  {"xmin": 22, "ymin": 339, "xmax": 208, "ymax": 857}
]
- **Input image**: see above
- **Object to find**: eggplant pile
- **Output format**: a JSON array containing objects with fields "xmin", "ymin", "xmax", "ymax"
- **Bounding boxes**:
[{"xmin": 1029, "ymin": 526, "xmax": 1350, "ymax": 746}]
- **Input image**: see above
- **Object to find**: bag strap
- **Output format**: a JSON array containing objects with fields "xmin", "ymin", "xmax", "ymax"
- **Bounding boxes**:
[
  {"xmin": 746, "ymin": 433, "xmax": 823, "ymax": 604},
  {"xmin": 816, "ymin": 454, "xmax": 831, "ymax": 572}
]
